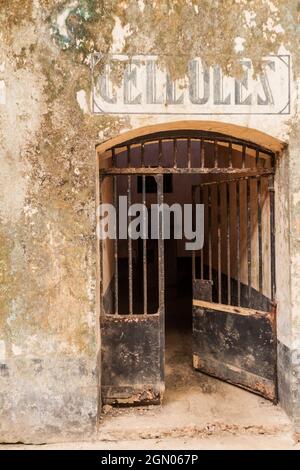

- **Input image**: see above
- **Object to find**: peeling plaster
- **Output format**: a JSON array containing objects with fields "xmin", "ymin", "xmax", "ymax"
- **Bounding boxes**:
[
  {"xmin": 0, "ymin": 80, "xmax": 5, "ymax": 104},
  {"xmin": 0, "ymin": 341, "xmax": 6, "ymax": 363},
  {"xmin": 76, "ymin": 89, "xmax": 89, "ymax": 113}
]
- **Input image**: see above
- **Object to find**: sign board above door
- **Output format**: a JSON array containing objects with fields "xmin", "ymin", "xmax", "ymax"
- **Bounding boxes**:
[{"xmin": 92, "ymin": 54, "xmax": 290, "ymax": 116}]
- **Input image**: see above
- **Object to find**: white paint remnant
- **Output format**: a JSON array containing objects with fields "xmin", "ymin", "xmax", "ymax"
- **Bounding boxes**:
[
  {"xmin": 56, "ymin": 1, "xmax": 78, "ymax": 39},
  {"xmin": 0, "ymin": 341, "xmax": 6, "ymax": 363},
  {"xmin": 234, "ymin": 37, "xmax": 246, "ymax": 53},
  {"xmin": 138, "ymin": 0, "xmax": 145, "ymax": 12},
  {"xmin": 244, "ymin": 10, "xmax": 257, "ymax": 28},
  {"xmin": 112, "ymin": 16, "xmax": 131, "ymax": 53},
  {"xmin": 0, "ymin": 80, "xmax": 6, "ymax": 105},
  {"xmin": 76, "ymin": 89, "xmax": 89, "ymax": 114},
  {"xmin": 292, "ymin": 192, "xmax": 300, "ymax": 206},
  {"xmin": 266, "ymin": 0, "xmax": 279, "ymax": 14},
  {"xmin": 273, "ymin": 24, "xmax": 284, "ymax": 34},
  {"xmin": 12, "ymin": 344, "xmax": 22, "ymax": 356}
]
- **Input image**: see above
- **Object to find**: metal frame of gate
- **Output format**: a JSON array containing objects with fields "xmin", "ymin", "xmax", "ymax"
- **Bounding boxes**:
[{"xmin": 98, "ymin": 130, "xmax": 276, "ymax": 405}]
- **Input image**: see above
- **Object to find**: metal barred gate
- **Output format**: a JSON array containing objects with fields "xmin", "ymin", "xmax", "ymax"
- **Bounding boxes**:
[
  {"xmin": 99, "ymin": 172, "xmax": 165, "ymax": 404},
  {"xmin": 98, "ymin": 130, "xmax": 277, "ymax": 406},
  {"xmin": 192, "ymin": 175, "xmax": 277, "ymax": 401}
]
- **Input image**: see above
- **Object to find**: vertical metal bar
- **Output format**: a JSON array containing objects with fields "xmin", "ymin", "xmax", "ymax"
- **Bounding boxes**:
[
  {"xmin": 227, "ymin": 182, "xmax": 231, "ymax": 305},
  {"xmin": 200, "ymin": 186, "xmax": 204, "ymax": 280},
  {"xmin": 228, "ymin": 142, "xmax": 233, "ymax": 168},
  {"xmin": 208, "ymin": 185, "xmax": 212, "ymax": 282},
  {"xmin": 200, "ymin": 138, "xmax": 205, "ymax": 168},
  {"xmin": 217, "ymin": 183, "xmax": 222, "ymax": 303},
  {"xmin": 158, "ymin": 139, "xmax": 163, "ymax": 167},
  {"xmin": 156, "ymin": 174, "xmax": 165, "ymax": 382},
  {"xmin": 99, "ymin": 174, "xmax": 104, "ymax": 313},
  {"xmin": 214, "ymin": 139, "xmax": 218, "ymax": 168},
  {"xmin": 247, "ymin": 178, "xmax": 252, "ymax": 307},
  {"xmin": 192, "ymin": 186, "xmax": 196, "ymax": 281},
  {"xmin": 173, "ymin": 138, "xmax": 177, "ymax": 169},
  {"xmin": 269, "ymin": 175, "xmax": 276, "ymax": 301},
  {"xmin": 236, "ymin": 180, "xmax": 241, "ymax": 306},
  {"xmin": 257, "ymin": 177, "xmax": 263, "ymax": 293},
  {"xmin": 242, "ymin": 144, "xmax": 246, "ymax": 169},
  {"xmin": 113, "ymin": 175, "xmax": 118, "ymax": 315},
  {"xmin": 141, "ymin": 142, "xmax": 145, "ymax": 167},
  {"xmin": 255, "ymin": 149, "xmax": 260, "ymax": 168},
  {"xmin": 142, "ymin": 175, "xmax": 147, "ymax": 314},
  {"xmin": 128, "ymin": 175, "xmax": 133, "ymax": 314},
  {"xmin": 187, "ymin": 138, "xmax": 191, "ymax": 169},
  {"xmin": 127, "ymin": 144, "xmax": 131, "ymax": 168}
]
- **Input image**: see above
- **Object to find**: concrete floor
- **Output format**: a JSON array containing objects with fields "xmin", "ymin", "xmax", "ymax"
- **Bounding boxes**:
[
  {"xmin": 95, "ymin": 328, "xmax": 294, "ymax": 443},
  {"xmin": 1, "ymin": 329, "xmax": 299, "ymax": 449}
]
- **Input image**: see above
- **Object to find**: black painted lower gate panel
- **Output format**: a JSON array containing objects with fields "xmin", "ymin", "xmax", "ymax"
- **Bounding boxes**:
[
  {"xmin": 101, "ymin": 314, "xmax": 164, "ymax": 405},
  {"xmin": 192, "ymin": 303, "xmax": 277, "ymax": 401}
]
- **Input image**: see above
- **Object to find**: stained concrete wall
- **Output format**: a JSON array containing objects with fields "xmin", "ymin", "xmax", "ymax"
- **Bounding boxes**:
[{"xmin": 0, "ymin": 1, "xmax": 300, "ymax": 442}]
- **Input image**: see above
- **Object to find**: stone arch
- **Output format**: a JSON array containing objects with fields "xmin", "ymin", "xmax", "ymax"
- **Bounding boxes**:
[{"xmin": 96, "ymin": 120, "xmax": 285, "ymax": 158}]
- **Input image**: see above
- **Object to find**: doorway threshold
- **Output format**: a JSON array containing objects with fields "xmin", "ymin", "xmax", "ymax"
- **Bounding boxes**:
[{"xmin": 98, "ymin": 328, "xmax": 291, "ymax": 442}]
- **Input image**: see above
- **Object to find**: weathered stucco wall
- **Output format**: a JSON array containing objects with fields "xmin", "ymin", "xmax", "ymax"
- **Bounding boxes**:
[{"xmin": 0, "ymin": 0, "xmax": 300, "ymax": 442}]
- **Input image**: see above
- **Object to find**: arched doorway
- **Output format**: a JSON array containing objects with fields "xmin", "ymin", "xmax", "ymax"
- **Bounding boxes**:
[{"xmin": 96, "ymin": 126, "xmax": 278, "ymax": 407}]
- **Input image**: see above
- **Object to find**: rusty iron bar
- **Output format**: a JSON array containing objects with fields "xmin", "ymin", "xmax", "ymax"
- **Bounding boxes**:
[
  {"xmin": 101, "ymin": 167, "xmax": 274, "ymax": 176},
  {"xmin": 255, "ymin": 149, "xmax": 260, "ymax": 168},
  {"xmin": 187, "ymin": 138, "xmax": 191, "ymax": 169},
  {"xmin": 208, "ymin": 185, "xmax": 212, "ymax": 282},
  {"xmin": 217, "ymin": 184, "xmax": 222, "ymax": 303},
  {"xmin": 192, "ymin": 186, "xmax": 196, "ymax": 282},
  {"xmin": 99, "ymin": 174, "xmax": 104, "ymax": 313},
  {"xmin": 112, "ymin": 147, "xmax": 116, "ymax": 167},
  {"xmin": 242, "ymin": 144, "xmax": 246, "ymax": 169},
  {"xmin": 236, "ymin": 179, "xmax": 241, "ymax": 307},
  {"xmin": 257, "ymin": 177, "xmax": 263, "ymax": 293},
  {"xmin": 228, "ymin": 142, "xmax": 233, "ymax": 169},
  {"xmin": 156, "ymin": 174, "xmax": 165, "ymax": 381},
  {"xmin": 194, "ymin": 173, "xmax": 274, "ymax": 187},
  {"xmin": 200, "ymin": 186, "xmax": 204, "ymax": 280},
  {"xmin": 247, "ymin": 178, "xmax": 252, "ymax": 307},
  {"xmin": 128, "ymin": 175, "xmax": 133, "ymax": 314},
  {"xmin": 127, "ymin": 144, "xmax": 131, "ymax": 168},
  {"xmin": 214, "ymin": 139, "xmax": 218, "ymax": 168},
  {"xmin": 173, "ymin": 138, "xmax": 177, "ymax": 169},
  {"xmin": 269, "ymin": 175, "xmax": 276, "ymax": 301},
  {"xmin": 141, "ymin": 142, "xmax": 145, "ymax": 167},
  {"xmin": 227, "ymin": 182, "xmax": 231, "ymax": 304},
  {"xmin": 156, "ymin": 174, "xmax": 165, "ymax": 312},
  {"xmin": 142, "ymin": 175, "xmax": 147, "ymax": 314},
  {"xmin": 200, "ymin": 138, "xmax": 205, "ymax": 168},
  {"xmin": 113, "ymin": 175, "xmax": 119, "ymax": 315},
  {"xmin": 158, "ymin": 139, "xmax": 163, "ymax": 167}
]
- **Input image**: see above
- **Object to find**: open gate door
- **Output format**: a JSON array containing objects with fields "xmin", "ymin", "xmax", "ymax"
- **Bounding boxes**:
[
  {"xmin": 192, "ymin": 178, "xmax": 277, "ymax": 401},
  {"xmin": 98, "ymin": 170, "xmax": 165, "ymax": 405}
]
